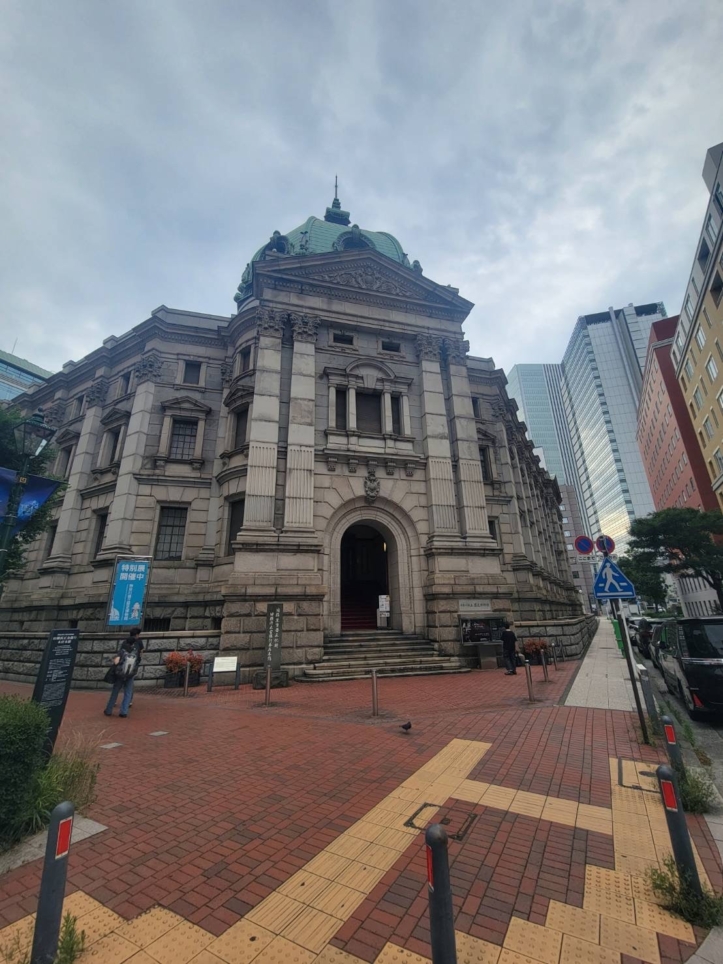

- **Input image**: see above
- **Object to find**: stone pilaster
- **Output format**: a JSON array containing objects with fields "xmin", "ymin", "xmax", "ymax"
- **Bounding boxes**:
[
  {"xmin": 416, "ymin": 333, "xmax": 459, "ymax": 544},
  {"xmin": 100, "ymin": 354, "xmax": 161, "ymax": 556},
  {"xmin": 283, "ymin": 313, "xmax": 319, "ymax": 533},
  {"xmin": 42, "ymin": 378, "xmax": 107, "ymax": 571},
  {"xmin": 241, "ymin": 308, "xmax": 283, "ymax": 534},
  {"xmin": 443, "ymin": 337, "xmax": 494, "ymax": 543},
  {"xmin": 498, "ymin": 429, "xmax": 526, "ymax": 558},
  {"xmin": 196, "ymin": 405, "xmax": 230, "ymax": 570}
]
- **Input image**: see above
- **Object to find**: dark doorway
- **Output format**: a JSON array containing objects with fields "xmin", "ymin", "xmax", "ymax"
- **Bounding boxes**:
[{"xmin": 340, "ymin": 524, "xmax": 388, "ymax": 631}]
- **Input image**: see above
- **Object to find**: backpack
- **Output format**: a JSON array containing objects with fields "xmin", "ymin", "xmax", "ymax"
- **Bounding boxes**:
[{"xmin": 115, "ymin": 647, "xmax": 138, "ymax": 680}]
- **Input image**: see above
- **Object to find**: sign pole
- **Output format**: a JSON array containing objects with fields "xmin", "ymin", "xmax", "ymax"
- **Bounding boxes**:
[
  {"xmin": 30, "ymin": 801, "xmax": 74, "ymax": 964},
  {"xmin": 612, "ymin": 592, "xmax": 649, "ymax": 745}
]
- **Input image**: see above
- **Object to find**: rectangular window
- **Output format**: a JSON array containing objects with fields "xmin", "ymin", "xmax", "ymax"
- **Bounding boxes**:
[
  {"xmin": 706, "ymin": 356, "xmax": 719, "ymax": 383},
  {"xmin": 333, "ymin": 331, "xmax": 354, "ymax": 346},
  {"xmin": 118, "ymin": 372, "xmax": 131, "ymax": 396},
  {"xmin": 143, "ymin": 616, "xmax": 171, "ymax": 632},
  {"xmin": 712, "ymin": 271, "xmax": 723, "ymax": 308},
  {"xmin": 93, "ymin": 511, "xmax": 108, "ymax": 559},
  {"xmin": 183, "ymin": 361, "xmax": 201, "ymax": 385},
  {"xmin": 705, "ymin": 213, "xmax": 718, "ymax": 244},
  {"xmin": 684, "ymin": 358, "xmax": 694, "ymax": 380},
  {"xmin": 391, "ymin": 395, "xmax": 402, "ymax": 435},
  {"xmin": 107, "ymin": 428, "xmax": 121, "ymax": 464},
  {"xmin": 169, "ymin": 419, "xmax": 198, "ymax": 459},
  {"xmin": 480, "ymin": 447, "xmax": 491, "ymax": 482},
  {"xmin": 488, "ymin": 519, "xmax": 497, "ymax": 541},
  {"xmin": 698, "ymin": 239, "xmax": 711, "ymax": 270},
  {"xmin": 693, "ymin": 387, "xmax": 703, "ymax": 411},
  {"xmin": 57, "ymin": 447, "xmax": 73, "ymax": 478},
  {"xmin": 356, "ymin": 392, "xmax": 382, "ymax": 433},
  {"xmin": 715, "ymin": 450, "xmax": 723, "ymax": 476},
  {"xmin": 696, "ymin": 326, "xmax": 706, "ymax": 350},
  {"xmin": 714, "ymin": 183, "xmax": 723, "ymax": 216},
  {"xmin": 227, "ymin": 499, "xmax": 245, "ymax": 554},
  {"xmin": 154, "ymin": 506, "xmax": 188, "ymax": 560},
  {"xmin": 74, "ymin": 395, "xmax": 85, "ymax": 418},
  {"xmin": 44, "ymin": 522, "xmax": 57, "ymax": 561},
  {"xmin": 335, "ymin": 389, "xmax": 347, "ymax": 430},
  {"xmin": 240, "ymin": 347, "xmax": 252, "ymax": 372},
  {"xmin": 234, "ymin": 408, "xmax": 249, "ymax": 448},
  {"xmin": 684, "ymin": 294, "xmax": 694, "ymax": 321},
  {"xmin": 381, "ymin": 340, "xmax": 401, "ymax": 353},
  {"xmin": 704, "ymin": 416, "xmax": 714, "ymax": 440}
]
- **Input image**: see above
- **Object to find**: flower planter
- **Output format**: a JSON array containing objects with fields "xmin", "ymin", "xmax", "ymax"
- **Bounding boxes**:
[{"xmin": 163, "ymin": 670, "xmax": 201, "ymax": 689}]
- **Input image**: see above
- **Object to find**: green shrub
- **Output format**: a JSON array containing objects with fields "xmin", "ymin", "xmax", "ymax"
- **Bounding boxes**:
[
  {"xmin": 648, "ymin": 855, "xmax": 723, "ymax": 928},
  {"xmin": 0, "ymin": 697, "xmax": 50, "ymax": 845},
  {"xmin": 679, "ymin": 769, "xmax": 717, "ymax": 814},
  {"xmin": 56, "ymin": 914, "xmax": 86, "ymax": 964}
]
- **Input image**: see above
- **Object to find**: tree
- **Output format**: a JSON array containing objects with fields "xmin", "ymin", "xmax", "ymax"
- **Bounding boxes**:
[
  {"xmin": 629, "ymin": 508, "xmax": 723, "ymax": 611},
  {"xmin": 617, "ymin": 551, "xmax": 668, "ymax": 610},
  {"xmin": 0, "ymin": 408, "xmax": 63, "ymax": 587}
]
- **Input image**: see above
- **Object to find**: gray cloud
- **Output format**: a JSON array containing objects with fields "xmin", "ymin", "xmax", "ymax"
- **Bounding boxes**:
[{"xmin": 1, "ymin": 0, "xmax": 722, "ymax": 374}]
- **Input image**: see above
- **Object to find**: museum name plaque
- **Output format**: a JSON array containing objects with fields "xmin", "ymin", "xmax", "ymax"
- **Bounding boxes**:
[
  {"xmin": 212, "ymin": 656, "xmax": 238, "ymax": 673},
  {"xmin": 458, "ymin": 599, "xmax": 492, "ymax": 614},
  {"xmin": 31, "ymin": 629, "xmax": 80, "ymax": 754},
  {"xmin": 265, "ymin": 603, "xmax": 283, "ymax": 671}
]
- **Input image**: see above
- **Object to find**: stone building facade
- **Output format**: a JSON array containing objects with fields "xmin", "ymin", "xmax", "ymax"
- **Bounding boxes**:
[{"xmin": 2, "ymin": 199, "xmax": 582, "ymax": 678}]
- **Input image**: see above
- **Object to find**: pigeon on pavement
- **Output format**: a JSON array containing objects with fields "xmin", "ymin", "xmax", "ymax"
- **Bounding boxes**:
[{"xmin": 401, "ymin": 721, "xmax": 412, "ymax": 732}]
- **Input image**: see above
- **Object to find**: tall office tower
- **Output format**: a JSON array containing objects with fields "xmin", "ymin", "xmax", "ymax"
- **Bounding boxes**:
[
  {"xmin": 507, "ymin": 364, "xmax": 594, "ymax": 608},
  {"xmin": 561, "ymin": 303, "xmax": 666, "ymax": 554}
]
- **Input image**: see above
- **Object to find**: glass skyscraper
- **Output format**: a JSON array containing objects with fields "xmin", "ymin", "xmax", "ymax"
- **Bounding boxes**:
[{"xmin": 561, "ymin": 303, "xmax": 665, "ymax": 553}]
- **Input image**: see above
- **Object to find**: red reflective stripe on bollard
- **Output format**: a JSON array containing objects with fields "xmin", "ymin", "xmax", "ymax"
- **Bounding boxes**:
[
  {"xmin": 426, "ymin": 844, "xmax": 434, "ymax": 891},
  {"xmin": 55, "ymin": 817, "xmax": 73, "ymax": 859},
  {"xmin": 661, "ymin": 780, "xmax": 678, "ymax": 811},
  {"xmin": 664, "ymin": 724, "xmax": 676, "ymax": 744}
]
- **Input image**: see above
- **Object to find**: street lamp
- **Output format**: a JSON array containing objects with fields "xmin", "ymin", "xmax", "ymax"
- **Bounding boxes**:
[{"xmin": 0, "ymin": 410, "xmax": 57, "ymax": 583}]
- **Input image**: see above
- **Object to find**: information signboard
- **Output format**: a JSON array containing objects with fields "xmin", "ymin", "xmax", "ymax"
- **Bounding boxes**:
[
  {"xmin": 264, "ymin": 603, "xmax": 283, "ymax": 671},
  {"xmin": 107, "ymin": 557, "xmax": 152, "ymax": 627},
  {"xmin": 31, "ymin": 629, "xmax": 80, "ymax": 754}
]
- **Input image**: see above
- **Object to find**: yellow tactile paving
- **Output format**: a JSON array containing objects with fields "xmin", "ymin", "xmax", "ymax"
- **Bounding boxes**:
[
  {"xmin": 62, "ymin": 892, "xmax": 107, "ymax": 919},
  {"xmin": 615, "ymin": 853, "xmax": 658, "ymax": 877},
  {"xmin": 185, "ymin": 952, "xmax": 226, "ymax": 964},
  {"xmin": 509, "ymin": 791, "xmax": 546, "ymax": 819},
  {"xmin": 245, "ymin": 893, "xmax": 305, "ymax": 934},
  {"xmin": 374, "ymin": 943, "xmax": 431, "ymax": 963},
  {"xmin": 355, "ymin": 842, "xmax": 399, "ymax": 870},
  {"xmin": 145, "ymin": 921, "xmax": 214, "ymax": 964},
  {"xmin": 479, "ymin": 785, "xmax": 518, "ymax": 810},
  {"xmin": 599, "ymin": 916, "xmax": 660, "ymax": 964},
  {"xmin": 315, "ymin": 947, "xmax": 368, "ymax": 964},
  {"xmin": 83, "ymin": 934, "xmax": 138, "ymax": 964},
  {"xmin": 559, "ymin": 935, "xmax": 620, "ymax": 964},
  {"xmin": 454, "ymin": 930, "xmax": 502, "ymax": 964},
  {"xmin": 456, "ymin": 779, "xmax": 491, "ymax": 804},
  {"xmin": 116, "ymin": 908, "xmax": 183, "ymax": 949},
  {"xmin": 124, "ymin": 952, "xmax": 160, "ymax": 964},
  {"xmin": 583, "ymin": 866, "xmax": 635, "ymax": 924},
  {"xmin": 634, "ymin": 899, "xmax": 695, "ymax": 942},
  {"xmin": 326, "ymin": 832, "xmax": 372, "ymax": 859},
  {"xmin": 584, "ymin": 867, "xmax": 633, "ymax": 898},
  {"xmin": 345, "ymin": 822, "xmax": 385, "ymax": 845},
  {"xmin": 545, "ymin": 900, "xmax": 600, "ymax": 943},
  {"xmin": 375, "ymin": 827, "xmax": 417, "ymax": 852},
  {"xmin": 206, "ymin": 919, "xmax": 275, "ymax": 964},
  {"xmin": 541, "ymin": 799, "xmax": 579, "ymax": 827},
  {"xmin": 335, "ymin": 859, "xmax": 386, "ymax": 892},
  {"xmin": 0, "ymin": 915, "xmax": 34, "ymax": 962},
  {"xmin": 304, "ymin": 852, "xmax": 353, "ymax": 882},
  {"xmin": 307, "ymin": 882, "xmax": 365, "ymax": 919},
  {"xmin": 498, "ymin": 951, "xmax": 547, "ymax": 964},
  {"xmin": 279, "ymin": 906, "xmax": 343, "ymax": 954},
  {"xmin": 251, "ymin": 936, "xmax": 317, "ymax": 963},
  {"xmin": 503, "ymin": 917, "xmax": 563, "ymax": 964},
  {"xmin": 279, "ymin": 871, "xmax": 337, "ymax": 905},
  {"xmin": 77, "ymin": 907, "xmax": 126, "ymax": 945},
  {"xmin": 575, "ymin": 805, "xmax": 612, "ymax": 835}
]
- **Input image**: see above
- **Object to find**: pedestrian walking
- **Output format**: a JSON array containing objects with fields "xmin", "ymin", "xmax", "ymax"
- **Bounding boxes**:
[
  {"xmin": 104, "ymin": 628, "xmax": 143, "ymax": 718},
  {"xmin": 501, "ymin": 620, "xmax": 518, "ymax": 675}
]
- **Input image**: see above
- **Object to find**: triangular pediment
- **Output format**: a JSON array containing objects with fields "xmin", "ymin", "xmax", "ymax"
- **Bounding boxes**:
[
  {"xmin": 100, "ymin": 405, "xmax": 132, "ymax": 427},
  {"xmin": 54, "ymin": 427, "xmax": 80, "ymax": 445},
  {"xmin": 161, "ymin": 395, "xmax": 212, "ymax": 415},
  {"xmin": 252, "ymin": 250, "xmax": 473, "ymax": 318}
]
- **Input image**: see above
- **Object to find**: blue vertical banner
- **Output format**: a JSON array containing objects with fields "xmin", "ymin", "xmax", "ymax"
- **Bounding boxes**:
[
  {"xmin": 0, "ymin": 467, "xmax": 15, "ymax": 519},
  {"xmin": 107, "ymin": 557, "xmax": 152, "ymax": 627},
  {"xmin": 0, "ymin": 468, "xmax": 61, "ymax": 534}
]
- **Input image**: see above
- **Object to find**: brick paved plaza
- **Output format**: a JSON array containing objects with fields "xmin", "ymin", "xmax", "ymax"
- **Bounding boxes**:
[{"xmin": 1, "ymin": 652, "xmax": 722, "ymax": 964}]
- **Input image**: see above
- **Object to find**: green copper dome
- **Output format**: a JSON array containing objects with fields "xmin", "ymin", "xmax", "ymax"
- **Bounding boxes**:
[{"xmin": 234, "ymin": 193, "xmax": 412, "ymax": 307}]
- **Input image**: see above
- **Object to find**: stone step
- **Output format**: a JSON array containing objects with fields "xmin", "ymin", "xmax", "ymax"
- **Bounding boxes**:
[
  {"xmin": 320, "ymin": 650, "xmax": 441, "ymax": 664},
  {"xmin": 301, "ymin": 661, "xmax": 471, "ymax": 681}
]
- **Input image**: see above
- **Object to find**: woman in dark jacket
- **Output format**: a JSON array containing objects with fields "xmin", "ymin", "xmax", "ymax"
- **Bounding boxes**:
[{"xmin": 104, "ymin": 628, "xmax": 143, "ymax": 718}]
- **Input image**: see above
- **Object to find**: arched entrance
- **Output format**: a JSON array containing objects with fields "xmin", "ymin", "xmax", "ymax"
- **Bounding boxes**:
[{"xmin": 340, "ymin": 524, "xmax": 389, "ymax": 631}]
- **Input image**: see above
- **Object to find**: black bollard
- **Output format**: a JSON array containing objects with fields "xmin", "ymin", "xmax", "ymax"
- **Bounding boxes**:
[
  {"xmin": 656, "ymin": 765, "xmax": 702, "ymax": 898},
  {"xmin": 541, "ymin": 648, "xmax": 549, "ymax": 682},
  {"xmin": 31, "ymin": 802, "xmax": 74, "ymax": 964},
  {"xmin": 425, "ymin": 824, "xmax": 457, "ymax": 963},
  {"xmin": 661, "ymin": 715, "xmax": 685, "ymax": 775}
]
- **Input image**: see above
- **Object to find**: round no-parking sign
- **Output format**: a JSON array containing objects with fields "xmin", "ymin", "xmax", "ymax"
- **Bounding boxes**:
[{"xmin": 574, "ymin": 535, "xmax": 594, "ymax": 555}]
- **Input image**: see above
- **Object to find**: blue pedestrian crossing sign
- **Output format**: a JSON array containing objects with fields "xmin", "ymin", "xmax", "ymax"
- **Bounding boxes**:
[{"xmin": 593, "ymin": 559, "xmax": 636, "ymax": 599}]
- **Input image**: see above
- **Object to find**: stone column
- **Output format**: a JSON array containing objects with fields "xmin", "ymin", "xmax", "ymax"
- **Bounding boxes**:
[
  {"xmin": 283, "ymin": 313, "xmax": 319, "ymax": 533},
  {"xmin": 348, "ymin": 386, "xmax": 357, "ymax": 432},
  {"xmin": 196, "ymin": 369, "xmax": 232, "ymax": 569},
  {"xmin": 416, "ymin": 333, "xmax": 459, "ymax": 543},
  {"xmin": 520, "ymin": 458, "xmax": 543, "ymax": 566},
  {"xmin": 382, "ymin": 390, "xmax": 393, "ymax": 435},
  {"xmin": 101, "ymin": 353, "xmax": 163, "ymax": 556},
  {"xmin": 443, "ymin": 338, "xmax": 493, "ymax": 543},
  {"xmin": 498, "ymin": 429, "xmax": 526, "ymax": 557},
  {"xmin": 401, "ymin": 394, "xmax": 412, "ymax": 436},
  {"xmin": 328, "ymin": 383, "xmax": 336, "ymax": 429},
  {"xmin": 241, "ymin": 308, "xmax": 284, "ymax": 533},
  {"xmin": 43, "ymin": 377, "xmax": 108, "ymax": 570},
  {"xmin": 511, "ymin": 442, "xmax": 535, "ymax": 561}
]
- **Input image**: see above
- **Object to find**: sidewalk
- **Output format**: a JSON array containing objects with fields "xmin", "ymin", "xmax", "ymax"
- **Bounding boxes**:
[
  {"xmin": 1, "ymin": 653, "xmax": 721, "ymax": 964},
  {"xmin": 564, "ymin": 619, "xmax": 637, "ymax": 712}
]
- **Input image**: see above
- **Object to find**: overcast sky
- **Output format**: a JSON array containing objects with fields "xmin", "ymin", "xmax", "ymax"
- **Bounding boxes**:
[{"xmin": 2, "ymin": 0, "xmax": 723, "ymax": 376}]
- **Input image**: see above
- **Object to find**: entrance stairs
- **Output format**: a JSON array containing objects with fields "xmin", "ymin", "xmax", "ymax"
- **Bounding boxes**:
[{"xmin": 301, "ymin": 631, "xmax": 471, "ymax": 682}]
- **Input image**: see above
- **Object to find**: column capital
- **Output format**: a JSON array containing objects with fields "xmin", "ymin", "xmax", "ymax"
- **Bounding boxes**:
[
  {"xmin": 86, "ymin": 378, "xmax": 109, "ymax": 407},
  {"xmin": 416, "ymin": 332, "xmax": 443, "ymax": 361},
  {"xmin": 42, "ymin": 399, "xmax": 67, "ymax": 429},
  {"xmin": 444, "ymin": 337, "xmax": 470, "ymax": 366},
  {"xmin": 257, "ymin": 306, "xmax": 285, "ymax": 337},
  {"xmin": 289, "ymin": 312, "xmax": 320, "ymax": 343},
  {"xmin": 134, "ymin": 352, "xmax": 164, "ymax": 383}
]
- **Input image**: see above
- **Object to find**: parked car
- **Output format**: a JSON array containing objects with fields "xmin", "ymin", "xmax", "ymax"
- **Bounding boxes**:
[
  {"xmin": 635, "ymin": 618, "xmax": 663, "ymax": 659},
  {"xmin": 658, "ymin": 617, "xmax": 723, "ymax": 719},
  {"xmin": 649, "ymin": 623, "xmax": 667, "ymax": 670}
]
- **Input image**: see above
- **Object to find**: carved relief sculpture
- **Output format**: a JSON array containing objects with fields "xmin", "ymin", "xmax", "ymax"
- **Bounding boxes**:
[
  {"xmin": 444, "ymin": 337, "xmax": 470, "ymax": 367},
  {"xmin": 415, "ymin": 332, "xmax": 442, "ymax": 361},
  {"xmin": 364, "ymin": 471, "xmax": 380, "ymax": 504},
  {"xmin": 134, "ymin": 352, "xmax": 164, "ymax": 383},
  {"xmin": 289, "ymin": 313, "xmax": 320, "ymax": 343},
  {"xmin": 42, "ymin": 400, "xmax": 66, "ymax": 429},
  {"xmin": 85, "ymin": 379, "xmax": 108, "ymax": 407},
  {"xmin": 256, "ymin": 306, "xmax": 285, "ymax": 337}
]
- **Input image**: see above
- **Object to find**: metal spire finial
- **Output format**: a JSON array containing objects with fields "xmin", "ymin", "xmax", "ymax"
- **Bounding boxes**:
[{"xmin": 334, "ymin": 174, "xmax": 338, "ymax": 201}]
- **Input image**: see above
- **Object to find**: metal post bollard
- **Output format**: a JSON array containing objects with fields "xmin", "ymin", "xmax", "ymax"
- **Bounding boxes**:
[
  {"xmin": 371, "ymin": 669, "xmax": 379, "ymax": 717},
  {"xmin": 541, "ymin": 649, "xmax": 549, "ymax": 682},
  {"xmin": 637, "ymin": 665, "xmax": 660, "ymax": 734},
  {"xmin": 425, "ymin": 824, "xmax": 457, "ymax": 963},
  {"xmin": 524, "ymin": 659, "xmax": 535, "ymax": 703},
  {"xmin": 661, "ymin": 715, "xmax": 685, "ymax": 775},
  {"xmin": 183, "ymin": 660, "xmax": 190, "ymax": 697},
  {"xmin": 264, "ymin": 665, "xmax": 272, "ymax": 707},
  {"xmin": 31, "ymin": 802, "xmax": 74, "ymax": 964},
  {"xmin": 550, "ymin": 643, "xmax": 558, "ymax": 671},
  {"xmin": 656, "ymin": 765, "xmax": 702, "ymax": 898}
]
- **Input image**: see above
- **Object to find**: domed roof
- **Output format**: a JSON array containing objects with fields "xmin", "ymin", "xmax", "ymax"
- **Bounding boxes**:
[{"xmin": 234, "ymin": 191, "xmax": 412, "ymax": 306}]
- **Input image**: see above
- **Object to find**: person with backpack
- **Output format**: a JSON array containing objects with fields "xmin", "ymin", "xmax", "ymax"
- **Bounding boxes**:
[
  {"xmin": 500, "ymin": 620, "xmax": 518, "ymax": 675},
  {"xmin": 104, "ymin": 627, "xmax": 143, "ymax": 717}
]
